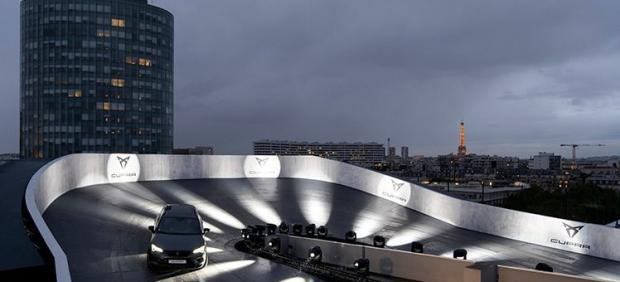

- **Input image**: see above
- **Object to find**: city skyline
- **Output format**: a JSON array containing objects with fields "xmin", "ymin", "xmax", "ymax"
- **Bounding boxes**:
[{"xmin": 2, "ymin": 0, "xmax": 620, "ymax": 158}]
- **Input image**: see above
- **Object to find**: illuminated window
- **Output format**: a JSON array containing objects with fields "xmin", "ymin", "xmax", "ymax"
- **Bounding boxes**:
[
  {"xmin": 103, "ymin": 102, "xmax": 111, "ymax": 111},
  {"xmin": 111, "ymin": 18, "xmax": 125, "ymax": 27},
  {"xmin": 125, "ymin": 56, "xmax": 136, "ymax": 64},
  {"xmin": 111, "ymin": 79, "xmax": 124, "ymax": 87},
  {"xmin": 68, "ymin": 89, "xmax": 82, "ymax": 97},
  {"xmin": 138, "ymin": 58, "xmax": 152, "ymax": 67},
  {"xmin": 96, "ymin": 30, "xmax": 111, "ymax": 37}
]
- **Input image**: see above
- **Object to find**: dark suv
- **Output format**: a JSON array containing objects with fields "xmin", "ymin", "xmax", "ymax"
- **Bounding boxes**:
[{"xmin": 147, "ymin": 204, "xmax": 210, "ymax": 270}]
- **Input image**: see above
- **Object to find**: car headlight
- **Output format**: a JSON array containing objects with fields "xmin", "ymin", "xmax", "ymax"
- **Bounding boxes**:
[
  {"xmin": 192, "ymin": 245, "xmax": 205, "ymax": 254},
  {"xmin": 151, "ymin": 244, "xmax": 163, "ymax": 253}
]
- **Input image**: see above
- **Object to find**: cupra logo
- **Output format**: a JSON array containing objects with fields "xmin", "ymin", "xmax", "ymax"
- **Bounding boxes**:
[
  {"xmin": 391, "ymin": 180, "xmax": 404, "ymax": 191},
  {"xmin": 117, "ymin": 156, "xmax": 130, "ymax": 169},
  {"xmin": 255, "ymin": 157, "xmax": 269, "ymax": 167},
  {"xmin": 563, "ymin": 222, "xmax": 584, "ymax": 238},
  {"xmin": 378, "ymin": 176, "xmax": 411, "ymax": 206},
  {"xmin": 243, "ymin": 156, "xmax": 281, "ymax": 178}
]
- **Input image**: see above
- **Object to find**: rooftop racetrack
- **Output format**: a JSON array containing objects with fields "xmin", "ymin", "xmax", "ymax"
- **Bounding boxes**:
[{"xmin": 43, "ymin": 178, "xmax": 620, "ymax": 282}]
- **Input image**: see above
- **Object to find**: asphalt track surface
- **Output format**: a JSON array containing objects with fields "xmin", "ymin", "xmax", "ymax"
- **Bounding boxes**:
[{"xmin": 44, "ymin": 178, "xmax": 620, "ymax": 282}]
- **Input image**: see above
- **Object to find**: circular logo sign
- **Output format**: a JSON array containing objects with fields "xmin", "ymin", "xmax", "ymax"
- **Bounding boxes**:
[
  {"xmin": 243, "ymin": 156, "xmax": 281, "ymax": 178},
  {"xmin": 107, "ymin": 154, "xmax": 140, "ymax": 183},
  {"xmin": 377, "ymin": 176, "xmax": 411, "ymax": 206}
]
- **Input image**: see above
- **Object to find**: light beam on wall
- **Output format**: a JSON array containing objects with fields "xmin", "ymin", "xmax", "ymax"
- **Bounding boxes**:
[
  {"xmin": 155, "ymin": 182, "xmax": 245, "ymax": 230},
  {"xmin": 386, "ymin": 228, "xmax": 432, "ymax": 247},
  {"xmin": 439, "ymin": 245, "xmax": 499, "ymax": 262},
  {"xmin": 351, "ymin": 211, "xmax": 386, "ymax": 239},
  {"xmin": 279, "ymin": 277, "xmax": 311, "ymax": 282},
  {"xmin": 113, "ymin": 182, "xmax": 166, "ymax": 204},
  {"xmin": 201, "ymin": 220, "xmax": 223, "ymax": 235},
  {"xmin": 227, "ymin": 181, "xmax": 282, "ymax": 224},
  {"xmin": 296, "ymin": 188, "xmax": 333, "ymax": 226},
  {"xmin": 77, "ymin": 199, "xmax": 155, "ymax": 229},
  {"xmin": 235, "ymin": 194, "xmax": 282, "ymax": 224},
  {"xmin": 110, "ymin": 183, "xmax": 165, "ymax": 216}
]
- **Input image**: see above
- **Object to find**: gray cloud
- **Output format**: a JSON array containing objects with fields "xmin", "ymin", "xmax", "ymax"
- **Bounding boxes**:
[{"xmin": 1, "ymin": 0, "xmax": 620, "ymax": 157}]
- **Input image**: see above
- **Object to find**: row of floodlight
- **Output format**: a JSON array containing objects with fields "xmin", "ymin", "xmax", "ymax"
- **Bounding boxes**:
[
  {"xmin": 270, "ymin": 241, "xmax": 370, "ymax": 275},
  {"xmin": 278, "ymin": 222, "xmax": 386, "ymax": 247},
  {"xmin": 242, "ymin": 222, "xmax": 555, "ymax": 275},
  {"xmin": 241, "ymin": 222, "xmax": 470, "ymax": 259}
]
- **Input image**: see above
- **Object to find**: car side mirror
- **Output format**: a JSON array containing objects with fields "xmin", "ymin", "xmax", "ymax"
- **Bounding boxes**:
[
  {"xmin": 203, "ymin": 228, "xmax": 210, "ymax": 234},
  {"xmin": 148, "ymin": 225, "xmax": 155, "ymax": 233}
]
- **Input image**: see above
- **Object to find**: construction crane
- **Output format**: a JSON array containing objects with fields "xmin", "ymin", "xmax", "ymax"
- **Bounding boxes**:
[{"xmin": 560, "ymin": 144, "xmax": 606, "ymax": 170}]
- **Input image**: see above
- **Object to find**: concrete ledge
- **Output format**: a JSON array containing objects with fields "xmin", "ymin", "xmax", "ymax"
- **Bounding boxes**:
[
  {"xmin": 498, "ymin": 265, "xmax": 606, "ymax": 282},
  {"xmin": 278, "ymin": 235, "xmax": 480, "ymax": 282},
  {"xmin": 365, "ymin": 245, "xmax": 478, "ymax": 282}
]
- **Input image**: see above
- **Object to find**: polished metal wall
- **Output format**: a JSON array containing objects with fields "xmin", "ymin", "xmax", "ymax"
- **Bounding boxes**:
[{"xmin": 25, "ymin": 154, "xmax": 620, "ymax": 282}]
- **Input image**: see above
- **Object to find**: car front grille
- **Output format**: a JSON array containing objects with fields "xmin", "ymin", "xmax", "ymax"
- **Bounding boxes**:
[{"xmin": 164, "ymin": 250, "xmax": 192, "ymax": 257}]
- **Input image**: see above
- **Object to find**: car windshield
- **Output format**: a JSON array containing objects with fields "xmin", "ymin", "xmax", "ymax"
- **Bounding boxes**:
[{"xmin": 157, "ymin": 217, "xmax": 202, "ymax": 235}]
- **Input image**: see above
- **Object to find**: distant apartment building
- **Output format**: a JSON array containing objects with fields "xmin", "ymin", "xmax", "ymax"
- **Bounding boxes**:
[
  {"xmin": 173, "ymin": 146, "xmax": 214, "ymax": 155},
  {"xmin": 435, "ymin": 153, "xmax": 523, "ymax": 179},
  {"xmin": 388, "ymin": 147, "xmax": 396, "ymax": 157},
  {"xmin": 528, "ymin": 152, "xmax": 561, "ymax": 171},
  {"xmin": 425, "ymin": 182, "xmax": 529, "ymax": 206},
  {"xmin": 401, "ymin": 146, "xmax": 409, "ymax": 160},
  {"xmin": 581, "ymin": 159, "xmax": 620, "ymax": 190},
  {"xmin": 253, "ymin": 140, "xmax": 385, "ymax": 168}
]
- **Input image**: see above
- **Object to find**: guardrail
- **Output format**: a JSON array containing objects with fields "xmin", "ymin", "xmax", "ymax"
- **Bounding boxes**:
[
  {"xmin": 281, "ymin": 235, "xmax": 481, "ymax": 282},
  {"xmin": 25, "ymin": 154, "xmax": 620, "ymax": 282}
]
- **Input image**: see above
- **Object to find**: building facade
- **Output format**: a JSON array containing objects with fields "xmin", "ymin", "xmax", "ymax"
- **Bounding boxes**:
[
  {"xmin": 425, "ymin": 182, "xmax": 529, "ymax": 206},
  {"xmin": 173, "ymin": 146, "xmax": 214, "ymax": 155},
  {"xmin": 20, "ymin": 0, "xmax": 174, "ymax": 159},
  {"xmin": 387, "ymin": 146, "xmax": 396, "ymax": 162},
  {"xmin": 254, "ymin": 140, "xmax": 385, "ymax": 168},
  {"xmin": 528, "ymin": 152, "xmax": 561, "ymax": 171},
  {"xmin": 401, "ymin": 146, "xmax": 409, "ymax": 160}
]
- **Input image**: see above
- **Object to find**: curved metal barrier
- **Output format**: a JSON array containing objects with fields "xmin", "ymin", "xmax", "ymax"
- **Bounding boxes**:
[{"xmin": 25, "ymin": 154, "xmax": 620, "ymax": 282}]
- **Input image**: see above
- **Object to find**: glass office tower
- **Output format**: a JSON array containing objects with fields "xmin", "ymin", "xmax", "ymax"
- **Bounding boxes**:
[{"xmin": 20, "ymin": 0, "xmax": 173, "ymax": 159}]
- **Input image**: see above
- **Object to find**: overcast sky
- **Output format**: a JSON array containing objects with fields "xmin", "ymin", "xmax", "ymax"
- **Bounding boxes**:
[{"xmin": 1, "ymin": 0, "xmax": 619, "ymax": 158}]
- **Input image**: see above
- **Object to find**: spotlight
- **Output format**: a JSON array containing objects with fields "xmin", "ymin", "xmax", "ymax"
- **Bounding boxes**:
[
  {"xmin": 373, "ymin": 236, "xmax": 385, "ymax": 248},
  {"xmin": 305, "ymin": 224, "xmax": 316, "ymax": 237},
  {"xmin": 317, "ymin": 226, "xmax": 328, "ymax": 238},
  {"xmin": 267, "ymin": 238, "xmax": 281, "ymax": 252},
  {"xmin": 345, "ymin": 231, "xmax": 357, "ymax": 243},
  {"xmin": 453, "ymin": 249, "xmax": 467, "ymax": 260},
  {"xmin": 241, "ymin": 228, "xmax": 250, "ymax": 240},
  {"xmin": 293, "ymin": 224, "xmax": 303, "ymax": 235},
  {"xmin": 254, "ymin": 225, "xmax": 266, "ymax": 236},
  {"xmin": 266, "ymin": 224, "xmax": 277, "ymax": 235},
  {"xmin": 278, "ymin": 222, "xmax": 289, "ymax": 234},
  {"xmin": 353, "ymin": 258, "xmax": 370, "ymax": 275},
  {"xmin": 308, "ymin": 246, "xmax": 322, "ymax": 262},
  {"xmin": 411, "ymin": 242, "xmax": 424, "ymax": 253},
  {"xmin": 535, "ymin": 263, "xmax": 553, "ymax": 273}
]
